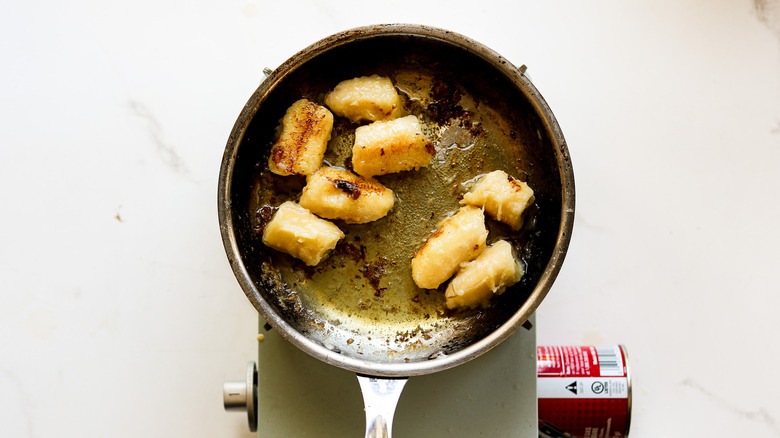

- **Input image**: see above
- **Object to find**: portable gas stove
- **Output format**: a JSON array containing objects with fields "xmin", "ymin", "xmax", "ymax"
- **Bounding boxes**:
[
  {"xmin": 219, "ymin": 24, "xmax": 574, "ymax": 438},
  {"xmin": 224, "ymin": 315, "xmax": 537, "ymax": 437}
]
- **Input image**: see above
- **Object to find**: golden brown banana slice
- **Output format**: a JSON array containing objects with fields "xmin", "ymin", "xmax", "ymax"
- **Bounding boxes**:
[
  {"xmin": 352, "ymin": 115, "xmax": 435, "ymax": 177},
  {"xmin": 460, "ymin": 170, "xmax": 535, "ymax": 231},
  {"xmin": 261, "ymin": 201, "xmax": 344, "ymax": 266},
  {"xmin": 268, "ymin": 99, "xmax": 333, "ymax": 176},
  {"xmin": 324, "ymin": 75, "xmax": 402, "ymax": 123},
  {"xmin": 299, "ymin": 166, "xmax": 395, "ymax": 224},
  {"xmin": 445, "ymin": 240, "xmax": 523, "ymax": 309},
  {"xmin": 411, "ymin": 206, "xmax": 488, "ymax": 290}
]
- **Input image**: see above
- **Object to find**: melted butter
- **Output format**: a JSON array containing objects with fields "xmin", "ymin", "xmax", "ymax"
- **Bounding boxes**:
[{"xmin": 248, "ymin": 71, "xmax": 535, "ymax": 356}]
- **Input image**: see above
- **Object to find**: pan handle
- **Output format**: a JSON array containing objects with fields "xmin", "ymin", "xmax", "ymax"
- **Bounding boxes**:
[{"xmin": 356, "ymin": 374, "xmax": 409, "ymax": 438}]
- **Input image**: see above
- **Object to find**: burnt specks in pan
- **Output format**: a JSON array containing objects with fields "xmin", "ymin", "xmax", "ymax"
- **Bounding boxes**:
[
  {"xmin": 290, "ymin": 259, "xmax": 319, "ymax": 279},
  {"xmin": 460, "ymin": 118, "xmax": 484, "ymax": 138},
  {"xmin": 254, "ymin": 205, "xmax": 276, "ymax": 234},
  {"xmin": 361, "ymin": 257, "xmax": 391, "ymax": 296},
  {"xmin": 335, "ymin": 240, "xmax": 367, "ymax": 262},
  {"xmin": 424, "ymin": 78, "xmax": 484, "ymax": 145},
  {"xmin": 427, "ymin": 80, "xmax": 468, "ymax": 124},
  {"xmin": 332, "ymin": 240, "xmax": 391, "ymax": 298}
]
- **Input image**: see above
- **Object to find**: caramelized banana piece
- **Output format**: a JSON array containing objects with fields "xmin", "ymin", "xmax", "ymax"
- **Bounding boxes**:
[
  {"xmin": 262, "ymin": 201, "xmax": 344, "ymax": 266},
  {"xmin": 460, "ymin": 170, "xmax": 535, "ymax": 231},
  {"xmin": 324, "ymin": 75, "xmax": 402, "ymax": 123},
  {"xmin": 445, "ymin": 240, "xmax": 523, "ymax": 309},
  {"xmin": 411, "ymin": 206, "xmax": 488, "ymax": 290},
  {"xmin": 299, "ymin": 166, "xmax": 395, "ymax": 224},
  {"xmin": 352, "ymin": 115, "xmax": 435, "ymax": 177},
  {"xmin": 268, "ymin": 99, "xmax": 333, "ymax": 176}
]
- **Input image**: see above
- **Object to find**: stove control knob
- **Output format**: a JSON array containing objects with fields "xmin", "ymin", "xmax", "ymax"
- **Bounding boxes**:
[{"xmin": 223, "ymin": 361, "xmax": 258, "ymax": 432}]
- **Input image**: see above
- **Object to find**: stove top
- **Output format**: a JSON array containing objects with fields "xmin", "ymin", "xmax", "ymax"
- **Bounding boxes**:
[{"xmin": 252, "ymin": 315, "xmax": 537, "ymax": 437}]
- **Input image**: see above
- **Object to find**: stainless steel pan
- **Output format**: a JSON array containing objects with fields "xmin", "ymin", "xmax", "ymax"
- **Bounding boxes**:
[{"xmin": 218, "ymin": 24, "xmax": 574, "ymax": 437}]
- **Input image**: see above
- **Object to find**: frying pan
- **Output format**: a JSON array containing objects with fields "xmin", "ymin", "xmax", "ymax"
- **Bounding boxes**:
[{"xmin": 218, "ymin": 24, "xmax": 574, "ymax": 437}]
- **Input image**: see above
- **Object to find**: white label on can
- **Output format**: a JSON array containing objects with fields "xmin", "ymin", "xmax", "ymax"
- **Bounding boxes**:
[{"xmin": 538, "ymin": 377, "xmax": 629, "ymax": 399}]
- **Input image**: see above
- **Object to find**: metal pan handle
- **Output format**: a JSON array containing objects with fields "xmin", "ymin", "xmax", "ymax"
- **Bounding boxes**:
[{"xmin": 356, "ymin": 375, "xmax": 409, "ymax": 438}]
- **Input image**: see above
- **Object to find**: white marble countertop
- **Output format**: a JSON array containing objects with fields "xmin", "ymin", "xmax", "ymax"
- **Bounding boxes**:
[{"xmin": 2, "ymin": 1, "xmax": 779, "ymax": 437}]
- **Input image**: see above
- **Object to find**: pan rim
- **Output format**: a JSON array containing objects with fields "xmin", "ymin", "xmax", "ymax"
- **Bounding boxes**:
[{"xmin": 218, "ymin": 23, "xmax": 575, "ymax": 377}]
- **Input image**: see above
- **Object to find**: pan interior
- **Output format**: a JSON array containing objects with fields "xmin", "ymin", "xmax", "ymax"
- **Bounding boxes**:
[{"xmin": 226, "ymin": 31, "xmax": 565, "ymax": 368}]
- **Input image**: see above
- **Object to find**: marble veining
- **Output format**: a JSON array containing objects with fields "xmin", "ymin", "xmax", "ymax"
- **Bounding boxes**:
[
  {"xmin": 756, "ymin": 0, "xmax": 780, "ymax": 43},
  {"xmin": 682, "ymin": 378, "xmax": 780, "ymax": 436},
  {"xmin": 127, "ymin": 99, "xmax": 188, "ymax": 175}
]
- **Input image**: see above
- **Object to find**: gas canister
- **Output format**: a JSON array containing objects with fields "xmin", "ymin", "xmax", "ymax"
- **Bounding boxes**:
[{"xmin": 538, "ymin": 345, "xmax": 632, "ymax": 438}]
